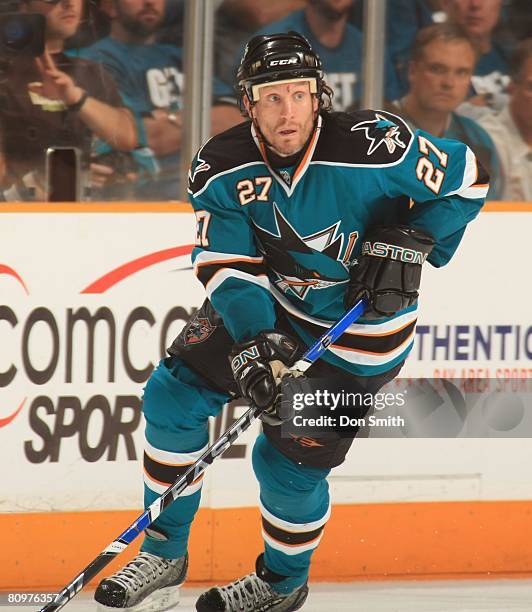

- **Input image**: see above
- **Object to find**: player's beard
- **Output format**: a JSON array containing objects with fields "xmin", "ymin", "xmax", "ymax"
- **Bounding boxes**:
[
  {"xmin": 261, "ymin": 114, "xmax": 318, "ymax": 158},
  {"xmin": 267, "ymin": 118, "xmax": 311, "ymax": 156}
]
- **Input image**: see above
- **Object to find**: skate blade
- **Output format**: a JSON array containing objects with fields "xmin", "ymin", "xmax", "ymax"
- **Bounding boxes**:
[{"xmin": 96, "ymin": 585, "xmax": 180, "ymax": 612}]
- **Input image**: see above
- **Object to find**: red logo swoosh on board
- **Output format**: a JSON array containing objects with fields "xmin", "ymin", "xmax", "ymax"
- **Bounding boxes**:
[
  {"xmin": 81, "ymin": 245, "xmax": 194, "ymax": 294},
  {"xmin": 0, "ymin": 264, "xmax": 29, "ymax": 294},
  {"xmin": 0, "ymin": 398, "xmax": 27, "ymax": 428}
]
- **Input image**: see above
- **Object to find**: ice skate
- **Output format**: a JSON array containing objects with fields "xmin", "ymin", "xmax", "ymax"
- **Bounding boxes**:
[
  {"xmin": 195, "ymin": 554, "xmax": 308, "ymax": 611},
  {"xmin": 94, "ymin": 551, "xmax": 188, "ymax": 611}
]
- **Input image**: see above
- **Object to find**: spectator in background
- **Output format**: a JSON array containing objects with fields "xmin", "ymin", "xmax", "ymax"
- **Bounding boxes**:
[
  {"xmin": 72, "ymin": 0, "xmax": 242, "ymax": 200},
  {"xmin": 155, "ymin": 0, "xmax": 184, "ymax": 46},
  {"xmin": 64, "ymin": 0, "xmax": 114, "ymax": 49},
  {"xmin": 215, "ymin": 0, "xmax": 305, "ymax": 86},
  {"xmin": 479, "ymin": 39, "xmax": 532, "ymax": 200},
  {"xmin": 0, "ymin": 0, "xmax": 137, "ymax": 201},
  {"xmin": 385, "ymin": 0, "xmax": 446, "ymax": 96},
  {"xmin": 235, "ymin": 0, "xmax": 401, "ymax": 111},
  {"xmin": 349, "ymin": 1, "xmax": 450, "ymax": 98},
  {"xmin": 391, "ymin": 23, "xmax": 501, "ymax": 199},
  {"xmin": 441, "ymin": 0, "xmax": 511, "ymax": 111},
  {"xmin": 507, "ymin": 0, "xmax": 532, "ymax": 43}
]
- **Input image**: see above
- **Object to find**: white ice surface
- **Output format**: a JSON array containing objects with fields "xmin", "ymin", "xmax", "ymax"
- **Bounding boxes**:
[{"xmin": 3, "ymin": 579, "xmax": 532, "ymax": 612}]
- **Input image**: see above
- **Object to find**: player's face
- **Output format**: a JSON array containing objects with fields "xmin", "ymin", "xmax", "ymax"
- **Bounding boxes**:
[
  {"xmin": 247, "ymin": 81, "xmax": 319, "ymax": 157},
  {"xmin": 27, "ymin": 0, "xmax": 83, "ymax": 40},
  {"xmin": 510, "ymin": 57, "xmax": 532, "ymax": 131},
  {"xmin": 409, "ymin": 39, "xmax": 476, "ymax": 113},
  {"xmin": 442, "ymin": 0, "xmax": 502, "ymax": 38},
  {"xmin": 115, "ymin": 0, "xmax": 165, "ymax": 35}
]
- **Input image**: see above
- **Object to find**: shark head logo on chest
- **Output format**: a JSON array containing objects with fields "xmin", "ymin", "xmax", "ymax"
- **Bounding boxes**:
[{"xmin": 252, "ymin": 203, "xmax": 349, "ymax": 299}]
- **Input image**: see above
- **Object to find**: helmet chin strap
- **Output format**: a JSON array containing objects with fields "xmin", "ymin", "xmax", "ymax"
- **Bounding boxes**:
[{"xmin": 248, "ymin": 104, "xmax": 273, "ymax": 151}]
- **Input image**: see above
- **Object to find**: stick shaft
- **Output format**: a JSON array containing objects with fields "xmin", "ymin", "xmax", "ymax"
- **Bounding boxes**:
[
  {"xmin": 39, "ymin": 299, "xmax": 365, "ymax": 612},
  {"xmin": 294, "ymin": 298, "xmax": 366, "ymax": 371}
]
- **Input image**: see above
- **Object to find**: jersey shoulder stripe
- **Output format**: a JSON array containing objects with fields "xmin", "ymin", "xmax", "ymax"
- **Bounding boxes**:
[
  {"xmin": 315, "ymin": 109, "xmax": 414, "ymax": 166},
  {"xmin": 188, "ymin": 121, "xmax": 262, "ymax": 196}
]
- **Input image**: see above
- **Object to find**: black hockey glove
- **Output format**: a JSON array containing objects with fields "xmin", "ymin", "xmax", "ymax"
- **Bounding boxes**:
[
  {"xmin": 230, "ymin": 331, "xmax": 302, "ymax": 426},
  {"xmin": 345, "ymin": 225, "xmax": 435, "ymax": 318}
]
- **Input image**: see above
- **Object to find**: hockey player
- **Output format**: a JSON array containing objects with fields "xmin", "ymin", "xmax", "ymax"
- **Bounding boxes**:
[{"xmin": 94, "ymin": 32, "xmax": 488, "ymax": 612}]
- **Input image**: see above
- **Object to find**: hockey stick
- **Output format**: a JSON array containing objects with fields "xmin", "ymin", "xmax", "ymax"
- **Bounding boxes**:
[{"xmin": 39, "ymin": 298, "xmax": 367, "ymax": 612}]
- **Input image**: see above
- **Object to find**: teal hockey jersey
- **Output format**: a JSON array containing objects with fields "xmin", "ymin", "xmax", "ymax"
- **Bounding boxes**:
[{"xmin": 188, "ymin": 109, "xmax": 488, "ymax": 377}]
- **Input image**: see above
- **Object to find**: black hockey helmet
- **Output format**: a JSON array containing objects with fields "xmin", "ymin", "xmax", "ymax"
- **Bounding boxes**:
[{"xmin": 237, "ymin": 31, "xmax": 326, "ymax": 104}]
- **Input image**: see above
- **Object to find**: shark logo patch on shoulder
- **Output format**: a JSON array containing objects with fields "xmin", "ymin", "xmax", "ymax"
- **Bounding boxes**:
[
  {"xmin": 189, "ymin": 154, "xmax": 211, "ymax": 183},
  {"xmin": 351, "ymin": 113, "xmax": 407, "ymax": 156}
]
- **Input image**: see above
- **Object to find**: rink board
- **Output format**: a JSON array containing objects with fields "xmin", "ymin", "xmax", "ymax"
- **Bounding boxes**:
[{"xmin": 0, "ymin": 202, "xmax": 531, "ymax": 587}]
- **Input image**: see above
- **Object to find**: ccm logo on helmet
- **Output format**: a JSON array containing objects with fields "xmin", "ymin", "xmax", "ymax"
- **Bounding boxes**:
[{"xmin": 268, "ymin": 57, "xmax": 298, "ymax": 66}]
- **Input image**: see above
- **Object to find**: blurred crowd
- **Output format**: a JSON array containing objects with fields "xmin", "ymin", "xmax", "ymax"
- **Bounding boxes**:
[{"xmin": 0, "ymin": 0, "xmax": 530, "ymax": 202}]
